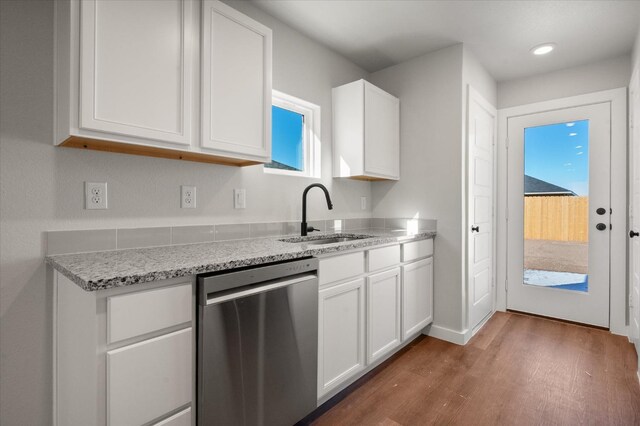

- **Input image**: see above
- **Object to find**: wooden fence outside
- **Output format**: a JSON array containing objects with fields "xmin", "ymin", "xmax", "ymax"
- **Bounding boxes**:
[{"xmin": 524, "ymin": 196, "xmax": 589, "ymax": 242}]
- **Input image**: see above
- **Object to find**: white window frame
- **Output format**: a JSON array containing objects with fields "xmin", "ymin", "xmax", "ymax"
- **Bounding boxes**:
[{"xmin": 264, "ymin": 90, "xmax": 321, "ymax": 178}]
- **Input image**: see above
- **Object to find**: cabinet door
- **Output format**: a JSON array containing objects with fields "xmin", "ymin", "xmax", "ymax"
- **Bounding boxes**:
[
  {"xmin": 80, "ymin": 0, "xmax": 193, "ymax": 145},
  {"xmin": 364, "ymin": 81, "xmax": 400, "ymax": 179},
  {"xmin": 367, "ymin": 268, "xmax": 401, "ymax": 363},
  {"xmin": 318, "ymin": 278, "xmax": 365, "ymax": 398},
  {"xmin": 201, "ymin": 0, "xmax": 272, "ymax": 159},
  {"xmin": 402, "ymin": 257, "xmax": 433, "ymax": 339},
  {"xmin": 107, "ymin": 328, "xmax": 192, "ymax": 426}
]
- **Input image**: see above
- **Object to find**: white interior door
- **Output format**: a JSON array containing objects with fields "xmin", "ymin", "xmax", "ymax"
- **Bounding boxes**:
[
  {"xmin": 507, "ymin": 103, "xmax": 611, "ymax": 327},
  {"xmin": 629, "ymin": 70, "xmax": 640, "ymax": 345},
  {"xmin": 468, "ymin": 87, "xmax": 497, "ymax": 331}
]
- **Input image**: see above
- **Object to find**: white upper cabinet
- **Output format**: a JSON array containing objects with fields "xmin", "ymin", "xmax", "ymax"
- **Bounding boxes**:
[
  {"xmin": 332, "ymin": 79, "xmax": 400, "ymax": 180},
  {"xmin": 55, "ymin": 0, "xmax": 272, "ymax": 166},
  {"xmin": 201, "ymin": 0, "xmax": 272, "ymax": 160},
  {"xmin": 79, "ymin": 0, "xmax": 193, "ymax": 146}
]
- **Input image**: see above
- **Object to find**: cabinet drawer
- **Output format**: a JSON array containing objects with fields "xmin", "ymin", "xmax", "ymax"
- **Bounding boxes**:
[
  {"xmin": 319, "ymin": 252, "xmax": 365, "ymax": 286},
  {"xmin": 402, "ymin": 239, "xmax": 433, "ymax": 262},
  {"xmin": 108, "ymin": 283, "xmax": 192, "ymax": 343},
  {"xmin": 107, "ymin": 328, "xmax": 192, "ymax": 426},
  {"xmin": 367, "ymin": 245, "xmax": 400, "ymax": 272},
  {"xmin": 153, "ymin": 407, "xmax": 192, "ymax": 426}
]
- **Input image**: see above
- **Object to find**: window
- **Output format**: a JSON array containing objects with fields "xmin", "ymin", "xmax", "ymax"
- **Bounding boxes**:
[{"xmin": 265, "ymin": 90, "xmax": 321, "ymax": 177}]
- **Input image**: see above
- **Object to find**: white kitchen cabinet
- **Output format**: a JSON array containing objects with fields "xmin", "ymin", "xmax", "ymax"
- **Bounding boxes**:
[
  {"xmin": 333, "ymin": 79, "xmax": 400, "ymax": 180},
  {"xmin": 318, "ymin": 278, "xmax": 366, "ymax": 397},
  {"xmin": 55, "ymin": 0, "xmax": 272, "ymax": 166},
  {"xmin": 317, "ymin": 240, "xmax": 434, "ymax": 403},
  {"xmin": 201, "ymin": 0, "xmax": 272, "ymax": 160},
  {"xmin": 366, "ymin": 268, "xmax": 401, "ymax": 363},
  {"xmin": 78, "ymin": 0, "xmax": 193, "ymax": 146},
  {"xmin": 108, "ymin": 283, "xmax": 192, "ymax": 344},
  {"xmin": 319, "ymin": 251, "xmax": 365, "ymax": 286},
  {"xmin": 402, "ymin": 257, "xmax": 434, "ymax": 339},
  {"xmin": 107, "ymin": 329, "xmax": 192, "ymax": 426},
  {"xmin": 367, "ymin": 244, "xmax": 401, "ymax": 273},
  {"xmin": 54, "ymin": 273, "xmax": 195, "ymax": 426}
]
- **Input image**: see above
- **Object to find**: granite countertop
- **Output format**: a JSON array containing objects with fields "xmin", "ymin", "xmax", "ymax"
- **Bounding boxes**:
[{"xmin": 45, "ymin": 229, "xmax": 436, "ymax": 291}]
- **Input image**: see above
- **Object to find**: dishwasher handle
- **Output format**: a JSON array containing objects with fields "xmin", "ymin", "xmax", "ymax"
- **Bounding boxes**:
[{"xmin": 205, "ymin": 273, "xmax": 317, "ymax": 306}]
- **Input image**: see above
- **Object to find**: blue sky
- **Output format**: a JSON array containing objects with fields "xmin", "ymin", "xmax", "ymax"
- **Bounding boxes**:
[
  {"xmin": 524, "ymin": 119, "xmax": 589, "ymax": 196},
  {"xmin": 270, "ymin": 105, "xmax": 304, "ymax": 170}
]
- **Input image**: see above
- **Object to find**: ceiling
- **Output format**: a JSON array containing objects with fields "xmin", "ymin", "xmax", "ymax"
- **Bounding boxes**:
[{"xmin": 250, "ymin": 0, "xmax": 640, "ymax": 82}]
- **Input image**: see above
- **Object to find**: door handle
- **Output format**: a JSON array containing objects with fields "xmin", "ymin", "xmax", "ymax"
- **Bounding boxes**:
[
  {"xmin": 631, "ymin": 230, "xmax": 640, "ymax": 238},
  {"xmin": 596, "ymin": 223, "xmax": 607, "ymax": 231},
  {"xmin": 471, "ymin": 225, "xmax": 480, "ymax": 233},
  {"xmin": 596, "ymin": 207, "xmax": 607, "ymax": 215}
]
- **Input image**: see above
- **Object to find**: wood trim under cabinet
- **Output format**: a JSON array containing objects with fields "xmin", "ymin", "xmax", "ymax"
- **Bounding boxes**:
[
  {"xmin": 348, "ymin": 175, "xmax": 391, "ymax": 182},
  {"xmin": 59, "ymin": 136, "xmax": 263, "ymax": 167}
]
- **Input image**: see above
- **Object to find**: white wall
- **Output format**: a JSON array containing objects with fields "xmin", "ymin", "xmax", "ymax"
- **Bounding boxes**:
[
  {"xmin": 0, "ymin": 1, "xmax": 370, "ymax": 424},
  {"xmin": 370, "ymin": 44, "xmax": 465, "ymax": 332},
  {"xmin": 633, "ymin": 28, "xmax": 640, "ymax": 71},
  {"xmin": 498, "ymin": 55, "xmax": 631, "ymax": 109}
]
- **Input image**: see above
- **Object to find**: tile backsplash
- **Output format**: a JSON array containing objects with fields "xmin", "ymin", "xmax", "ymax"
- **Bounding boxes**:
[{"xmin": 45, "ymin": 217, "xmax": 436, "ymax": 255}]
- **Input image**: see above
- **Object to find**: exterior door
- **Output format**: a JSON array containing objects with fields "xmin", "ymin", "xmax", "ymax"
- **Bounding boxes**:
[
  {"xmin": 468, "ymin": 87, "xmax": 497, "ymax": 331},
  {"xmin": 507, "ymin": 103, "xmax": 611, "ymax": 327},
  {"xmin": 629, "ymin": 70, "xmax": 640, "ymax": 345}
]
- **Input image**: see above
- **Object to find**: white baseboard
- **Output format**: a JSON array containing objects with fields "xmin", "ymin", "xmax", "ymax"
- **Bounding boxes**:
[{"xmin": 424, "ymin": 323, "xmax": 472, "ymax": 345}]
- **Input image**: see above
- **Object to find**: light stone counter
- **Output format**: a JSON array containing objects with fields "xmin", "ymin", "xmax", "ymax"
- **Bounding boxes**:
[{"xmin": 46, "ymin": 230, "xmax": 436, "ymax": 291}]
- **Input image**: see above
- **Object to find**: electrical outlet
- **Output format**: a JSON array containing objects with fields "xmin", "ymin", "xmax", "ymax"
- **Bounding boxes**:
[
  {"xmin": 361, "ymin": 196, "xmax": 367, "ymax": 210},
  {"xmin": 181, "ymin": 185, "xmax": 196, "ymax": 209},
  {"xmin": 85, "ymin": 182, "xmax": 108, "ymax": 210},
  {"xmin": 234, "ymin": 189, "xmax": 246, "ymax": 209}
]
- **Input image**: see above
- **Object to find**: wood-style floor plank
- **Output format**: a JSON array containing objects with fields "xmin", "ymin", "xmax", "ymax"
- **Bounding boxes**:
[{"xmin": 310, "ymin": 312, "xmax": 640, "ymax": 426}]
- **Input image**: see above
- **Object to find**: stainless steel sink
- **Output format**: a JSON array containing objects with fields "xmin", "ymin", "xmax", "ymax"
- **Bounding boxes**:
[
  {"xmin": 279, "ymin": 234, "xmax": 374, "ymax": 245},
  {"xmin": 303, "ymin": 236, "xmax": 362, "ymax": 245}
]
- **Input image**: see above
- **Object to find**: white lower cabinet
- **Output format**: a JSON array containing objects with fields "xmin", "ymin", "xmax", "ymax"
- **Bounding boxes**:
[
  {"xmin": 366, "ymin": 268, "xmax": 401, "ymax": 363},
  {"xmin": 318, "ymin": 278, "xmax": 366, "ymax": 398},
  {"xmin": 317, "ymin": 241, "xmax": 434, "ymax": 402},
  {"xmin": 107, "ymin": 328, "xmax": 192, "ymax": 426},
  {"xmin": 54, "ymin": 273, "xmax": 195, "ymax": 426},
  {"xmin": 402, "ymin": 257, "xmax": 434, "ymax": 339}
]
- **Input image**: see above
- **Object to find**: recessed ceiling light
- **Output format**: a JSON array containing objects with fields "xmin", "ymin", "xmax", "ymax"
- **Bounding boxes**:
[
  {"xmin": 530, "ymin": 43, "xmax": 556, "ymax": 56},
  {"xmin": 569, "ymin": 132, "xmax": 577, "ymax": 136},
  {"xmin": 566, "ymin": 122, "xmax": 575, "ymax": 127}
]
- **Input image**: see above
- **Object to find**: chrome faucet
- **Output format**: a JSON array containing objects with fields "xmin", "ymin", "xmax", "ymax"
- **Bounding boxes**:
[{"xmin": 301, "ymin": 183, "xmax": 333, "ymax": 236}]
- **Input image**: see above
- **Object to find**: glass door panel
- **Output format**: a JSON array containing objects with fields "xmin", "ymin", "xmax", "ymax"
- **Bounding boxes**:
[{"xmin": 523, "ymin": 120, "xmax": 589, "ymax": 293}]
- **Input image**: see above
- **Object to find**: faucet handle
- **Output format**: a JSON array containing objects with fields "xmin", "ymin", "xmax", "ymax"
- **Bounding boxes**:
[{"xmin": 306, "ymin": 226, "xmax": 318, "ymax": 233}]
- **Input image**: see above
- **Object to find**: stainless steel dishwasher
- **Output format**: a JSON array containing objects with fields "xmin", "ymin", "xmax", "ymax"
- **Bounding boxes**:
[{"xmin": 197, "ymin": 257, "xmax": 319, "ymax": 426}]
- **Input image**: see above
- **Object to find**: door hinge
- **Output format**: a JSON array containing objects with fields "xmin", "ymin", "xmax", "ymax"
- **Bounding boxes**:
[
  {"xmin": 505, "ymin": 138, "xmax": 509, "ymax": 150},
  {"xmin": 505, "ymin": 279, "xmax": 508, "ymax": 293},
  {"xmin": 505, "ymin": 207, "xmax": 509, "ymax": 222}
]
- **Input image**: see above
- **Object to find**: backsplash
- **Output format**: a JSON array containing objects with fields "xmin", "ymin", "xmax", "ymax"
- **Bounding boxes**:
[{"xmin": 46, "ymin": 217, "xmax": 436, "ymax": 255}]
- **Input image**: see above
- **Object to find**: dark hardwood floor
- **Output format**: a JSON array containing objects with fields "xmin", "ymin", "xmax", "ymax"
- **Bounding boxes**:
[{"xmin": 311, "ymin": 312, "xmax": 640, "ymax": 426}]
